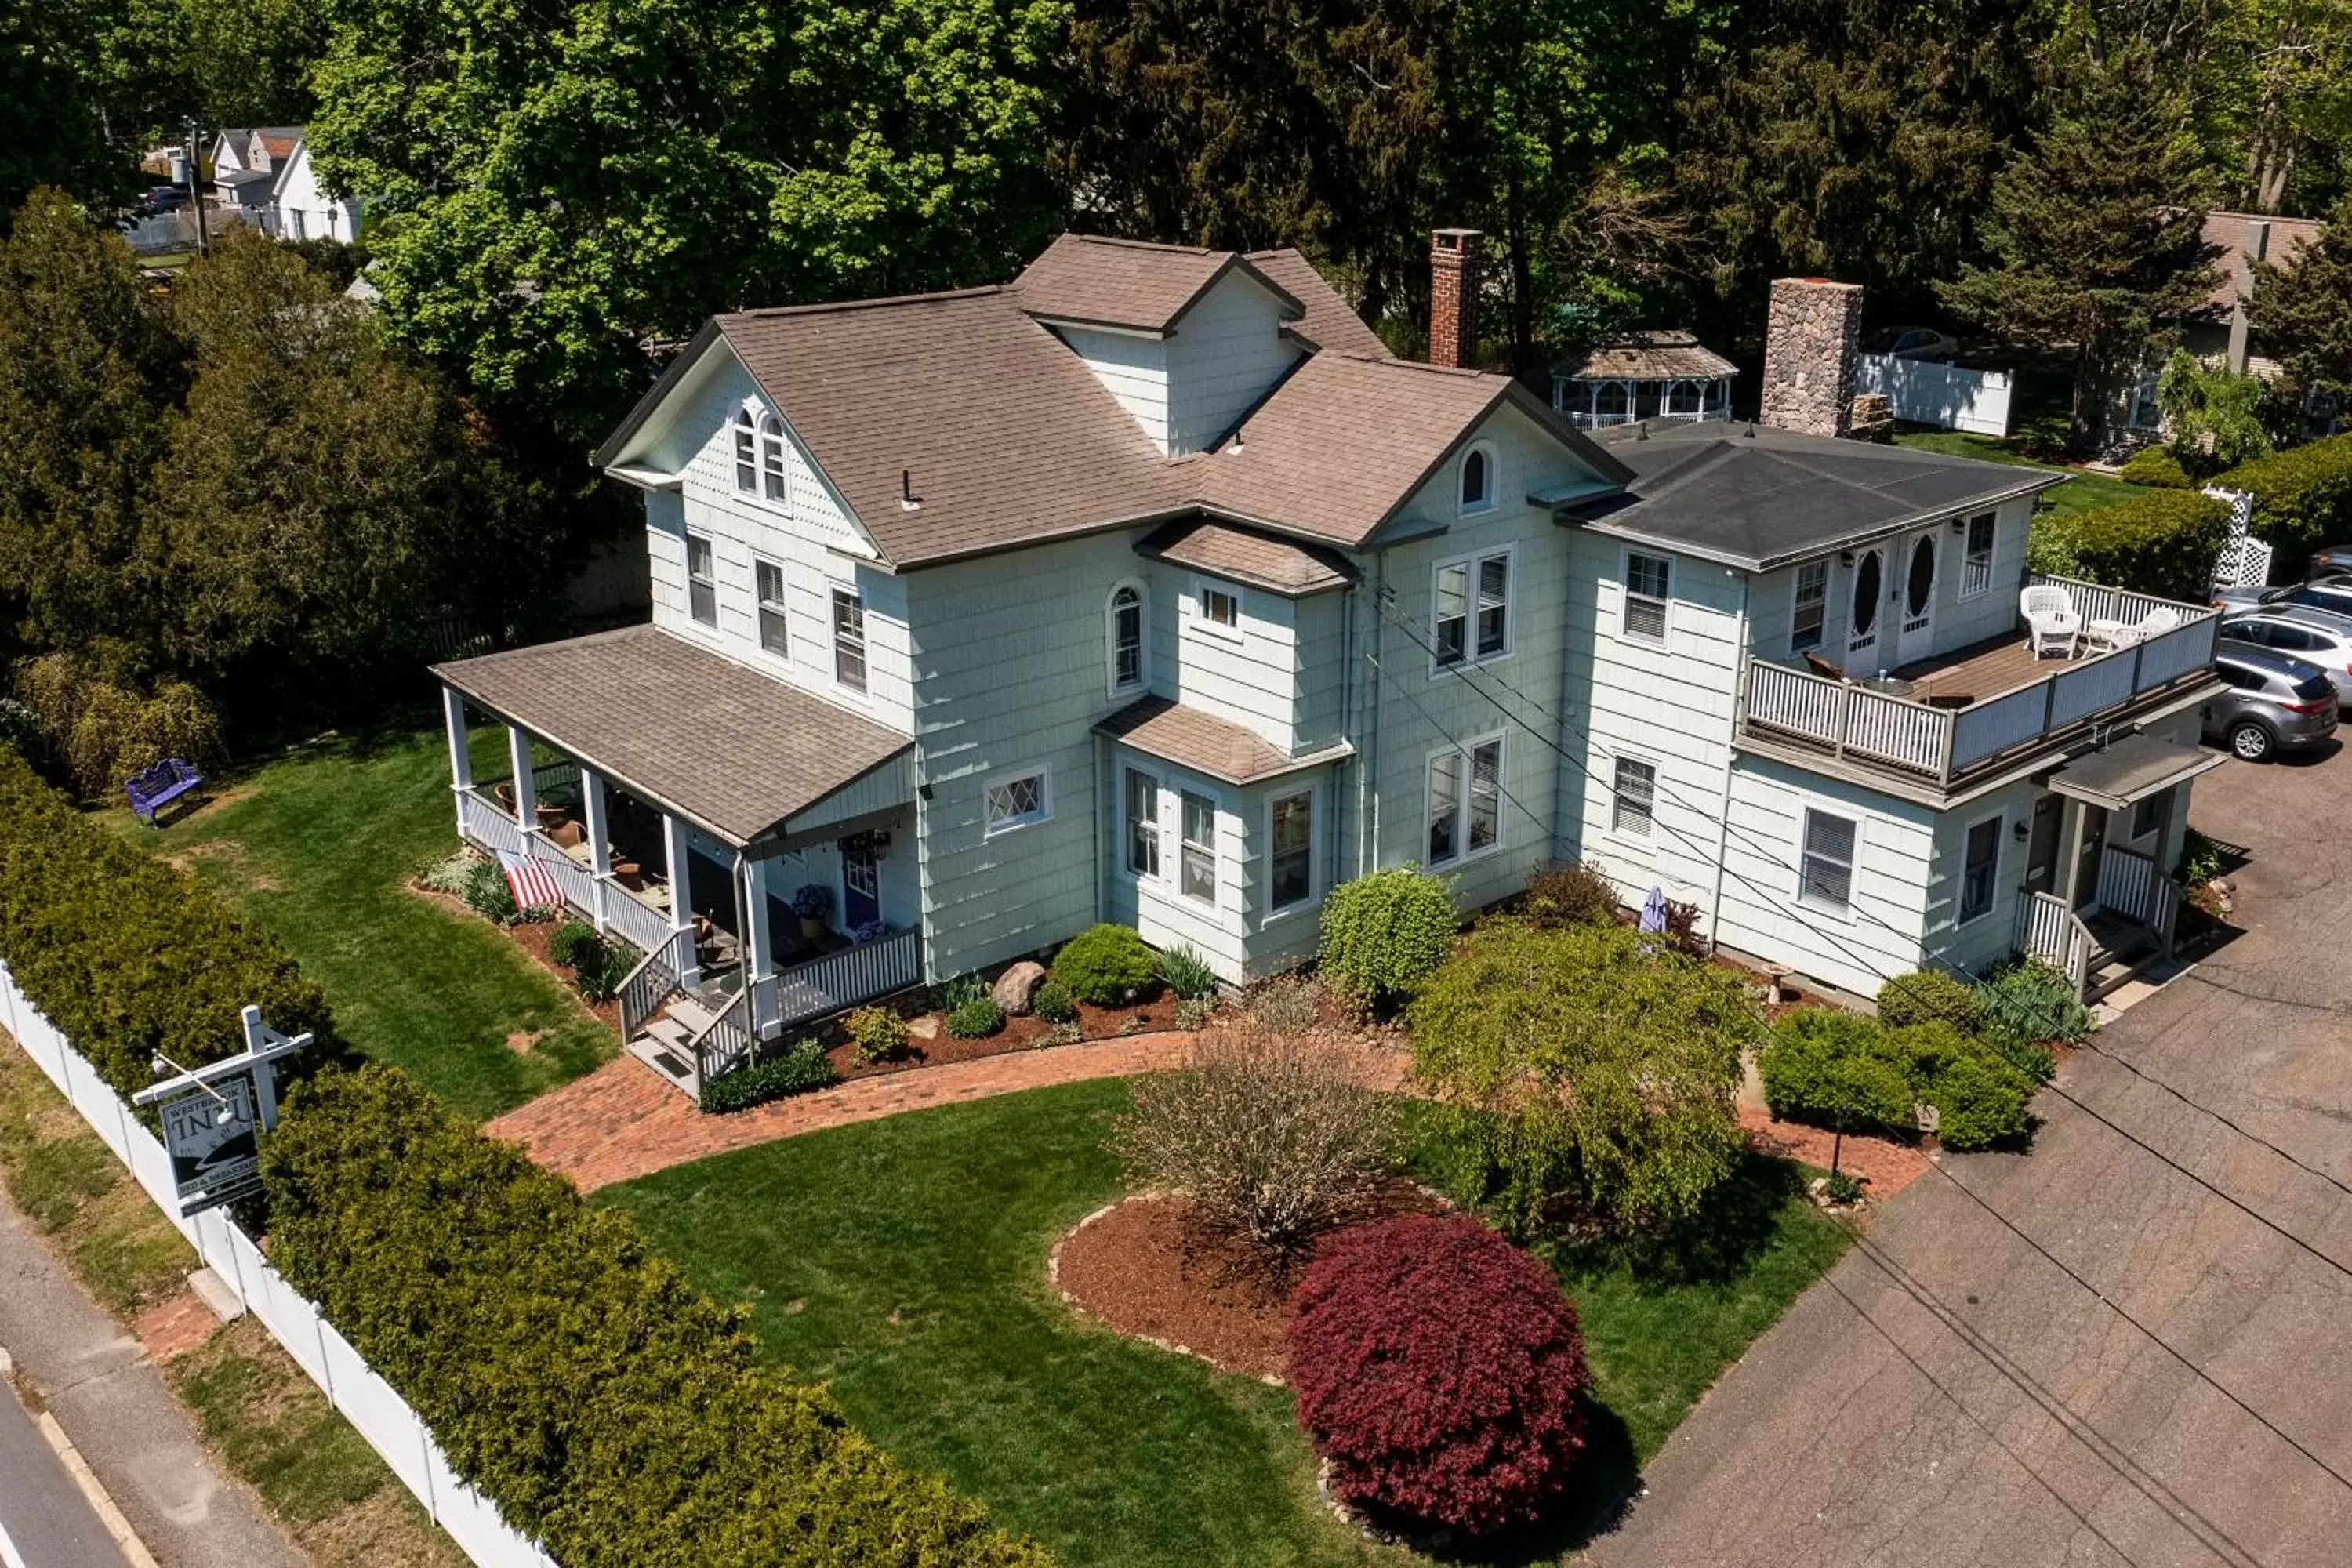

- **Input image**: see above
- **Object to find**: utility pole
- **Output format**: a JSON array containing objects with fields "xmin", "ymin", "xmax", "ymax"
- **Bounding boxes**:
[{"xmin": 183, "ymin": 122, "xmax": 209, "ymax": 256}]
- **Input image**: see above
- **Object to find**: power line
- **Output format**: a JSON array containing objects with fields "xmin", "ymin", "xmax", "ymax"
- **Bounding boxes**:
[{"xmin": 2073, "ymin": 1035, "xmax": 2352, "ymax": 1204}]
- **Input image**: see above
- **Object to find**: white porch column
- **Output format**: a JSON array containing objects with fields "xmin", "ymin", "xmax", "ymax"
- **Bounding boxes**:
[
  {"xmin": 580, "ymin": 767, "xmax": 613, "ymax": 933},
  {"xmin": 441, "ymin": 688, "xmax": 472, "ymax": 838},
  {"xmin": 662, "ymin": 810, "xmax": 699, "ymax": 985},
  {"xmin": 505, "ymin": 725, "xmax": 536, "ymax": 831},
  {"xmin": 743, "ymin": 858, "xmax": 777, "ymax": 982}
]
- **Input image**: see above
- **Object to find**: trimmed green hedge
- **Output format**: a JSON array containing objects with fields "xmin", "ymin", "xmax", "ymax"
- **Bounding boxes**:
[
  {"xmin": 1759, "ymin": 1008, "xmax": 2033, "ymax": 1152},
  {"xmin": 2212, "ymin": 433, "xmax": 2352, "ymax": 568},
  {"xmin": 2030, "ymin": 490, "xmax": 2231, "ymax": 601},
  {"xmin": 265, "ymin": 1065, "xmax": 1047, "ymax": 1568},
  {"xmin": 0, "ymin": 750, "xmax": 332, "ymax": 1098},
  {"xmin": 2116, "ymin": 445, "xmax": 2192, "ymax": 488}
]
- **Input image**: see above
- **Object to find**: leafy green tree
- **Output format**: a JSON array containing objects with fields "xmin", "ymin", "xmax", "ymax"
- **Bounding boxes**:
[
  {"xmin": 1940, "ymin": 42, "xmax": 2218, "ymax": 452},
  {"xmin": 2155, "ymin": 348, "xmax": 2274, "ymax": 474},
  {"xmin": 1409, "ymin": 920, "xmax": 1752, "ymax": 1232},
  {"xmin": 310, "ymin": 0, "xmax": 1069, "ymax": 440},
  {"xmin": 1671, "ymin": 0, "xmax": 2049, "ymax": 325},
  {"xmin": 185, "ymin": 0, "xmax": 331, "ymax": 125},
  {"xmin": 0, "ymin": 5, "xmax": 143, "ymax": 216},
  {"xmin": 0, "ymin": 191, "xmax": 178, "ymax": 668},
  {"xmin": 2249, "ymin": 198, "xmax": 2352, "ymax": 397}
]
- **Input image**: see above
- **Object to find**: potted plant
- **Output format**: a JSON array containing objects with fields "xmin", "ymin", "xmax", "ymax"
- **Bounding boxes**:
[{"xmin": 792, "ymin": 883, "xmax": 832, "ymax": 939}]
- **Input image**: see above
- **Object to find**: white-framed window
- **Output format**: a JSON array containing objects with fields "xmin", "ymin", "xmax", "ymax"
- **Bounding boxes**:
[
  {"xmin": 1958, "ymin": 812, "xmax": 2002, "ymax": 924},
  {"xmin": 831, "ymin": 587, "xmax": 867, "ymax": 693},
  {"xmin": 1433, "ymin": 548, "xmax": 1512, "ymax": 670},
  {"xmin": 1426, "ymin": 734, "xmax": 1504, "ymax": 866},
  {"xmin": 1458, "ymin": 441, "xmax": 1496, "ymax": 514},
  {"xmin": 1180, "ymin": 791, "xmax": 1217, "ymax": 902},
  {"xmin": 1268, "ymin": 787, "xmax": 1314, "ymax": 913},
  {"xmin": 684, "ymin": 531, "xmax": 717, "ymax": 626},
  {"xmin": 754, "ymin": 558, "xmax": 789, "ymax": 658},
  {"xmin": 1124, "ymin": 768, "xmax": 1160, "ymax": 877},
  {"xmin": 1621, "ymin": 550, "xmax": 1672, "ymax": 644},
  {"xmin": 1959, "ymin": 511, "xmax": 1996, "ymax": 600},
  {"xmin": 1595, "ymin": 379, "xmax": 1632, "ymax": 426},
  {"xmin": 1610, "ymin": 756, "xmax": 1656, "ymax": 837},
  {"xmin": 1196, "ymin": 582, "xmax": 1241, "ymax": 637},
  {"xmin": 1106, "ymin": 581, "xmax": 1147, "ymax": 695},
  {"xmin": 984, "ymin": 767, "xmax": 1050, "ymax": 836},
  {"xmin": 732, "ymin": 408, "xmax": 758, "ymax": 494},
  {"xmin": 758, "ymin": 412, "xmax": 789, "ymax": 504},
  {"xmin": 1791, "ymin": 559, "xmax": 1830, "ymax": 653},
  {"xmin": 1798, "ymin": 807, "xmax": 1860, "ymax": 915},
  {"xmin": 1664, "ymin": 379, "xmax": 1704, "ymax": 418}
]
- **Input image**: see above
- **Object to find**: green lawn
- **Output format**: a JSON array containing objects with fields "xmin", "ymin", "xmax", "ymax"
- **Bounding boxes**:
[
  {"xmin": 603, "ymin": 1080, "xmax": 1849, "ymax": 1567},
  {"xmin": 1895, "ymin": 429, "xmax": 2154, "ymax": 520},
  {"xmin": 105, "ymin": 722, "xmax": 614, "ymax": 1120}
]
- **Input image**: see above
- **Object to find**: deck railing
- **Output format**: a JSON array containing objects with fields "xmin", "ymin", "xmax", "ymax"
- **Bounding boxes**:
[
  {"xmin": 619, "ymin": 929, "xmax": 691, "ymax": 1044},
  {"xmin": 2016, "ymin": 892, "xmax": 2092, "ymax": 996},
  {"xmin": 457, "ymin": 786, "xmax": 681, "ymax": 959},
  {"xmin": 753, "ymin": 929, "xmax": 923, "ymax": 1036},
  {"xmin": 2096, "ymin": 844, "xmax": 2179, "ymax": 947},
  {"xmin": 1743, "ymin": 576, "xmax": 2218, "ymax": 786},
  {"xmin": 691, "ymin": 988, "xmax": 756, "ymax": 1088}
]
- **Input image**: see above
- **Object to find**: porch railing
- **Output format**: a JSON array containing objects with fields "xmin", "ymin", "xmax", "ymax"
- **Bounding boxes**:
[
  {"xmin": 598, "ymin": 877, "xmax": 678, "ymax": 959},
  {"xmin": 619, "ymin": 928, "xmax": 692, "ymax": 1044},
  {"xmin": 456, "ymin": 787, "xmax": 524, "ymax": 858},
  {"xmin": 458, "ymin": 785, "xmax": 682, "ymax": 960},
  {"xmin": 1743, "ymin": 577, "xmax": 2218, "ymax": 786},
  {"xmin": 2016, "ymin": 891, "xmax": 2092, "ymax": 997},
  {"xmin": 754, "ymin": 929, "xmax": 923, "ymax": 1036},
  {"xmin": 2096, "ymin": 844, "xmax": 2180, "ymax": 950},
  {"xmin": 691, "ymin": 988, "xmax": 756, "ymax": 1089}
]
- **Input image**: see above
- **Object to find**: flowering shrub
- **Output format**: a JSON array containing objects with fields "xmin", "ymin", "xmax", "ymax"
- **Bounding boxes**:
[{"xmin": 1289, "ymin": 1214, "xmax": 1589, "ymax": 1534}]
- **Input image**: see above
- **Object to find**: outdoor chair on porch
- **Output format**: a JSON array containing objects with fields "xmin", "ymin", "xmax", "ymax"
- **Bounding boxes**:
[
  {"xmin": 2084, "ymin": 605, "xmax": 2182, "ymax": 656},
  {"xmin": 2022, "ymin": 584, "xmax": 2082, "ymax": 659},
  {"xmin": 1802, "ymin": 651, "xmax": 1848, "ymax": 681}
]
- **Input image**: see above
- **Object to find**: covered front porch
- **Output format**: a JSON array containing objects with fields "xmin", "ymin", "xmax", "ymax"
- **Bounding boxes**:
[
  {"xmin": 434, "ymin": 624, "xmax": 923, "ymax": 1099},
  {"xmin": 2013, "ymin": 732, "xmax": 2225, "ymax": 1002}
]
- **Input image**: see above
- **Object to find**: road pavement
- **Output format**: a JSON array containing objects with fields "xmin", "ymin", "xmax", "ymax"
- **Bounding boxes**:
[
  {"xmin": 1589, "ymin": 745, "xmax": 2352, "ymax": 1567},
  {"xmin": 0, "ymin": 1374, "xmax": 129, "ymax": 1568}
]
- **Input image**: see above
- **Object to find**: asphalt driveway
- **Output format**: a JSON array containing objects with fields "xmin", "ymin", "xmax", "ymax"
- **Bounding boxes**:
[{"xmin": 1589, "ymin": 748, "xmax": 2352, "ymax": 1568}]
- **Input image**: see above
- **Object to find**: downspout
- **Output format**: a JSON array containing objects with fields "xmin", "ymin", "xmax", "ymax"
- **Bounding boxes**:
[
  {"xmin": 1708, "ymin": 569, "xmax": 1753, "ymax": 953},
  {"xmin": 1549, "ymin": 521, "xmax": 1579, "ymax": 864},
  {"xmin": 1335, "ymin": 580, "xmax": 1356, "ymax": 884}
]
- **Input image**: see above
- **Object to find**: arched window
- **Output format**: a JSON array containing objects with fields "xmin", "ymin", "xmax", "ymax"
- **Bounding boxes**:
[
  {"xmin": 1106, "ymin": 582, "xmax": 1147, "ymax": 695},
  {"xmin": 1594, "ymin": 380, "xmax": 1632, "ymax": 426},
  {"xmin": 1458, "ymin": 442, "xmax": 1496, "ymax": 514},
  {"xmin": 732, "ymin": 407, "xmax": 758, "ymax": 494},
  {"xmin": 759, "ymin": 412, "xmax": 789, "ymax": 503}
]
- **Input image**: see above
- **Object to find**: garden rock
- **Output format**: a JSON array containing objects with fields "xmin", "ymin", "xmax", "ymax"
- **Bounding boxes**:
[{"xmin": 993, "ymin": 960, "xmax": 1048, "ymax": 1016}]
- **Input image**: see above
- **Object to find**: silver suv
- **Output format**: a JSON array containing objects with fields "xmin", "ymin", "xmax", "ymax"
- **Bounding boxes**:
[
  {"xmin": 2216, "ymin": 606, "xmax": 2352, "ymax": 708},
  {"xmin": 2203, "ymin": 646, "xmax": 2339, "ymax": 761}
]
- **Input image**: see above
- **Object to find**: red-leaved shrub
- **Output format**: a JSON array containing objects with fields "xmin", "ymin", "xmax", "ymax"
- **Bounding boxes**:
[{"xmin": 1288, "ymin": 1214, "xmax": 1589, "ymax": 1534}]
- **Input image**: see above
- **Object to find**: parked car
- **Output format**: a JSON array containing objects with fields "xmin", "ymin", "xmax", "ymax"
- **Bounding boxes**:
[
  {"xmin": 1866, "ymin": 326, "xmax": 1958, "ymax": 361},
  {"xmin": 2202, "ymin": 646, "xmax": 2339, "ymax": 760},
  {"xmin": 2218, "ymin": 607, "xmax": 2352, "ymax": 708},
  {"xmin": 2307, "ymin": 544, "xmax": 2352, "ymax": 578},
  {"xmin": 2212, "ymin": 572, "xmax": 2352, "ymax": 619},
  {"xmin": 133, "ymin": 185, "xmax": 190, "ymax": 216}
]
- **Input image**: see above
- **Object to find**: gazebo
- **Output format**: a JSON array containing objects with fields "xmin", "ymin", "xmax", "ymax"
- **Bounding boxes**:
[{"xmin": 1551, "ymin": 330, "xmax": 1737, "ymax": 430}]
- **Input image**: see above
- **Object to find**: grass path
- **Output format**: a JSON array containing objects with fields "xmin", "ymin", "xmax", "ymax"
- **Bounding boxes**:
[
  {"xmin": 1895, "ymin": 429, "xmax": 2153, "ymax": 519},
  {"xmin": 605, "ymin": 1080, "xmax": 1850, "ymax": 1568},
  {"xmin": 105, "ymin": 722, "xmax": 613, "ymax": 1120}
]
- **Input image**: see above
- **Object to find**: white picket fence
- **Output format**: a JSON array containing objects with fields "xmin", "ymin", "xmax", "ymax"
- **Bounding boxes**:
[
  {"xmin": 1856, "ymin": 354, "xmax": 2014, "ymax": 437},
  {"xmin": 0, "ymin": 960, "xmax": 560, "ymax": 1568}
]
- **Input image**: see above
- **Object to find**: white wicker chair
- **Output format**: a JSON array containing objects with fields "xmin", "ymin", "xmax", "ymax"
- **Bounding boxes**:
[
  {"xmin": 2021, "ymin": 584, "xmax": 2082, "ymax": 659},
  {"xmin": 2087, "ymin": 604, "xmax": 2183, "ymax": 655}
]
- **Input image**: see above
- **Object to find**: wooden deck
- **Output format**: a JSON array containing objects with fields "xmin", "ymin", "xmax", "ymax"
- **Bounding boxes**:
[{"xmin": 1891, "ymin": 630, "xmax": 2072, "ymax": 706}]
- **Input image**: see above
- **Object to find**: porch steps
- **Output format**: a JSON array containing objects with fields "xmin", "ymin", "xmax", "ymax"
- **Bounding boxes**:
[
  {"xmin": 2082, "ymin": 916, "xmax": 2161, "ymax": 1004},
  {"xmin": 626, "ymin": 1014, "xmax": 702, "ymax": 1100}
]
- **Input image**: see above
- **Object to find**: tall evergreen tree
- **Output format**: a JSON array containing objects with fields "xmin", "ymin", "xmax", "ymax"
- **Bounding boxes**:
[
  {"xmin": 1940, "ymin": 42, "xmax": 2218, "ymax": 452},
  {"xmin": 2247, "ymin": 198, "xmax": 2352, "ymax": 397}
]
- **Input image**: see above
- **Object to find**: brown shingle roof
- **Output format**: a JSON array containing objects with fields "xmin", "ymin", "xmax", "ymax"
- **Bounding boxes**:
[
  {"xmin": 433, "ymin": 624, "xmax": 910, "ymax": 846},
  {"xmin": 1011, "ymin": 234, "xmax": 1301, "ymax": 333},
  {"xmin": 1141, "ymin": 520, "xmax": 1356, "ymax": 596},
  {"xmin": 714, "ymin": 289, "xmax": 1184, "ymax": 566},
  {"xmin": 1094, "ymin": 696, "xmax": 1352, "ymax": 786},
  {"xmin": 1246, "ymin": 249, "xmax": 1390, "ymax": 358},
  {"xmin": 2199, "ymin": 211, "xmax": 2323, "ymax": 313},
  {"xmin": 1552, "ymin": 330, "xmax": 1737, "ymax": 383}
]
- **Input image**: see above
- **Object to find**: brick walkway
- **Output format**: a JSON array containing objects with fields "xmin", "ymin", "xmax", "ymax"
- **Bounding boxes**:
[{"xmin": 488, "ymin": 1033, "xmax": 1206, "ymax": 1191}]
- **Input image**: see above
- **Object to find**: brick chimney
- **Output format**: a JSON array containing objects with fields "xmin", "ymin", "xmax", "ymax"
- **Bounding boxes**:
[
  {"xmin": 1428, "ymin": 229, "xmax": 1483, "ymax": 369},
  {"xmin": 1760, "ymin": 277, "xmax": 1864, "ymax": 437}
]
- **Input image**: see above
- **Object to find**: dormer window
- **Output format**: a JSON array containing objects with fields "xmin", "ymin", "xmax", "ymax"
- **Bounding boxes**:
[
  {"xmin": 1459, "ymin": 442, "xmax": 1495, "ymax": 514},
  {"xmin": 759, "ymin": 412, "xmax": 789, "ymax": 503},
  {"xmin": 1106, "ymin": 582, "xmax": 1147, "ymax": 695}
]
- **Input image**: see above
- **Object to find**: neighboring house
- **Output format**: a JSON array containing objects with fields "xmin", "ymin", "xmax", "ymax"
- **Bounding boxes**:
[
  {"xmin": 1552, "ymin": 331, "xmax": 1738, "ymax": 429},
  {"xmin": 264, "ymin": 136, "xmax": 364, "ymax": 243},
  {"xmin": 2129, "ymin": 210, "xmax": 2324, "ymax": 430},
  {"xmin": 430, "ymin": 243, "xmax": 2224, "ymax": 1099}
]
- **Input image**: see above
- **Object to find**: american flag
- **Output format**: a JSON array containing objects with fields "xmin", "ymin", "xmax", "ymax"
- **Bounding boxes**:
[{"xmin": 499, "ymin": 850, "xmax": 567, "ymax": 915}]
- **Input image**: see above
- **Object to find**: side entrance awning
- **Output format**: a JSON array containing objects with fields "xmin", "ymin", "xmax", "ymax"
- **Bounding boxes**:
[{"xmin": 2046, "ymin": 732, "xmax": 2226, "ymax": 811}]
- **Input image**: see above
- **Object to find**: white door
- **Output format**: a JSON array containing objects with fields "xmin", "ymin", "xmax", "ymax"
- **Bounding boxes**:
[
  {"xmin": 1896, "ymin": 529, "xmax": 1940, "ymax": 664},
  {"xmin": 1846, "ymin": 545, "xmax": 1886, "ymax": 672}
]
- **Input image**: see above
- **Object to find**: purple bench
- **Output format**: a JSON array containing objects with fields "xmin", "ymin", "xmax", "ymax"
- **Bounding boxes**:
[{"xmin": 126, "ymin": 758, "xmax": 203, "ymax": 826}]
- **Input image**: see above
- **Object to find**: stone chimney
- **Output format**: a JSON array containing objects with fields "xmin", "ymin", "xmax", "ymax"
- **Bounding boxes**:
[
  {"xmin": 1428, "ymin": 229, "xmax": 1483, "ymax": 369},
  {"xmin": 1761, "ymin": 277, "xmax": 1864, "ymax": 437}
]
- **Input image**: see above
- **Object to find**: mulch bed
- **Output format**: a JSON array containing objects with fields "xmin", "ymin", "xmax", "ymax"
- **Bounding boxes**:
[
  {"xmin": 818, "ymin": 993, "xmax": 1185, "ymax": 1083},
  {"xmin": 1051, "ymin": 1183, "xmax": 1449, "ymax": 1384}
]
